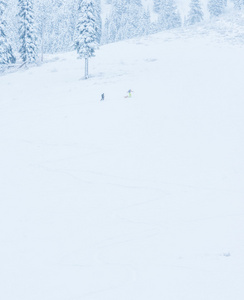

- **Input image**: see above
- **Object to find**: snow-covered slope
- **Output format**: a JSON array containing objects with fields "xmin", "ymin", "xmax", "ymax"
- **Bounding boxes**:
[{"xmin": 1, "ymin": 28, "xmax": 244, "ymax": 300}]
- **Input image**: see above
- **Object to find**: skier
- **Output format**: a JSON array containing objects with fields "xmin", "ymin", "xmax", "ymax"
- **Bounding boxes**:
[
  {"xmin": 124, "ymin": 89, "xmax": 133, "ymax": 98},
  {"xmin": 101, "ymin": 93, "xmax": 104, "ymax": 101},
  {"xmin": 128, "ymin": 89, "xmax": 132, "ymax": 98}
]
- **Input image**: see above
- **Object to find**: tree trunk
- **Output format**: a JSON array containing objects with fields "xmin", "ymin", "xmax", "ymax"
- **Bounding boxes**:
[
  {"xmin": 85, "ymin": 57, "xmax": 89, "ymax": 79},
  {"xmin": 41, "ymin": 30, "xmax": 44, "ymax": 63}
]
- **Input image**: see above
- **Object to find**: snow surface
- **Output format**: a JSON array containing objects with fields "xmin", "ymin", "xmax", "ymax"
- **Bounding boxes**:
[{"xmin": 1, "ymin": 29, "xmax": 244, "ymax": 300}]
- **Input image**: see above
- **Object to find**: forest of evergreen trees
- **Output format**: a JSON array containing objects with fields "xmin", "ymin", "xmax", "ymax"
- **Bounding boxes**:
[{"xmin": 0, "ymin": 0, "xmax": 243, "ymax": 69}]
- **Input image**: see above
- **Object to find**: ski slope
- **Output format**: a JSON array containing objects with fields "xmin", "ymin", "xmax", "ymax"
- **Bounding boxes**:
[{"xmin": 1, "ymin": 29, "xmax": 244, "ymax": 300}]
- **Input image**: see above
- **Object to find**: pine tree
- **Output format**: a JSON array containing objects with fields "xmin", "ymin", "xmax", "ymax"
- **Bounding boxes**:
[
  {"xmin": 75, "ymin": 0, "xmax": 99, "ymax": 79},
  {"xmin": 233, "ymin": 0, "xmax": 242, "ymax": 10},
  {"xmin": 35, "ymin": 0, "xmax": 48, "ymax": 62},
  {"xmin": 154, "ymin": 0, "xmax": 161, "ymax": 13},
  {"xmin": 0, "ymin": 1, "xmax": 5, "ymax": 19},
  {"xmin": 35, "ymin": 0, "xmax": 78, "ymax": 54},
  {"xmin": 0, "ymin": 0, "xmax": 16, "ymax": 66},
  {"xmin": 208, "ymin": 0, "xmax": 226, "ymax": 17},
  {"xmin": 186, "ymin": 0, "xmax": 203, "ymax": 26},
  {"xmin": 103, "ymin": 17, "xmax": 115, "ymax": 43},
  {"xmin": 18, "ymin": 0, "xmax": 37, "ymax": 64},
  {"xmin": 103, "ymin": 0, "xmax": 150, "ymax": 43},
  {"xmin": 159, "ymin": 0, "xmax": 181, "ymax": 30},
  {"xmin": 133, "ymin": 0, "xmax": 143, "ymax": 7},
  {"xmin": 122, "ymin": 2, "xmax": 145, "ymax": 39},
  {"xmin": 101, "ymin": 0, "xmax": 123, "ymax": 43},
  {"xmin": 94, "ymin": 0, "xmax": 102, "ymax": 43},
  {"xmin": 139, "ymin": 8, "xmax": 151, "ymax": 35}
]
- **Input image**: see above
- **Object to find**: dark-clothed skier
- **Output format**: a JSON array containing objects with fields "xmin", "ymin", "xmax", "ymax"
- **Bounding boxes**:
[{"xmin": 101, "ymin": 93, "xmax": 104, "ymax": 101}]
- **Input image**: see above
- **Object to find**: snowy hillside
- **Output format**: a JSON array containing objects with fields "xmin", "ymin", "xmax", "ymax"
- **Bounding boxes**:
[{"xmin": 1, "ymin": 27, "xmax": 244, "ymax": 300}]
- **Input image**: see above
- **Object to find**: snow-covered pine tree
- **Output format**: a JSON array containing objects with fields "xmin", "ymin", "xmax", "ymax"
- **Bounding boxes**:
[
  {"xmin": 35, "ymin": 0, "xmax": 48, "ymax": 61},
  {"xmin": 154, "ymin": 0, "xmax": 161, "ymax": 13},
  {"xmin": 132, "ymin": 2, "xmax": 151, "ymax": 37},
  {"xmin": 0, "ymin": 0, "xmax": 16, "ymax": 66},
  {"xmin": 109, "ymin": 0, "xmax": 126, "ymax": 41},
  {"xmin": 120, "ymin": 1, "xmax": 145, "ymax": 39},
  {"xmin": 101, "ymin": 0, "xmax": 122, "ymax": 43},
  {"xmin": 94, "ymin": 0, "xmax": 102, "ymax": 43},
  {"xmin": 159, "ymin": 0, "xmax": 181, "ymax": 30},
  {"xmin": 18, "ymin": 0, "xmax": 37, "ymax": 64},
  {"xmin": 133, "ymin": 0, "xmax": 143, "ymax": 7},
  {"xmin": 103, "ymin": 0, "xmax": 150, "ymax": 43},
  {"xmin": 233, "ymin": 0, "xmax": 242, "ymax": 10},
  {"xmin": 186, "ymin": 0, "xmax": 203, "ymax": 26},
  {"xmin": 35, "ymin": 0, "xmax": 78, "ymax": 54},
  {"xmin": 208, "ymin": 0, "xmax": 226, "ymax": 17},
  {"xmin": 75, "ymin": 0, "xmax": 99, "ymax": 79},
  {"xmin": 139, "ymin": 8, "xmax": 151, "ymax": 35},
  {"xmin": 103, "ymin": 17, "xmax": 116, "ymax": 43}
]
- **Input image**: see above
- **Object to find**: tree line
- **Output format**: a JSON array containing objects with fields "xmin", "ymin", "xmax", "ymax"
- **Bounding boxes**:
[{"xmin": 0, "ymin": 0, "xmax": 242, "ymax": 70}]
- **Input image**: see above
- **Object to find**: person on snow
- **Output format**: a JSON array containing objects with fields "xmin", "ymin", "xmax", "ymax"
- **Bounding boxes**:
[
  {"xmin": 127, "ymin": 89, "xmax": 133, "ymax": 98},
  {"xmin": 101, "ymin": 93, "xmax": 104, "ymax": 101}
]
